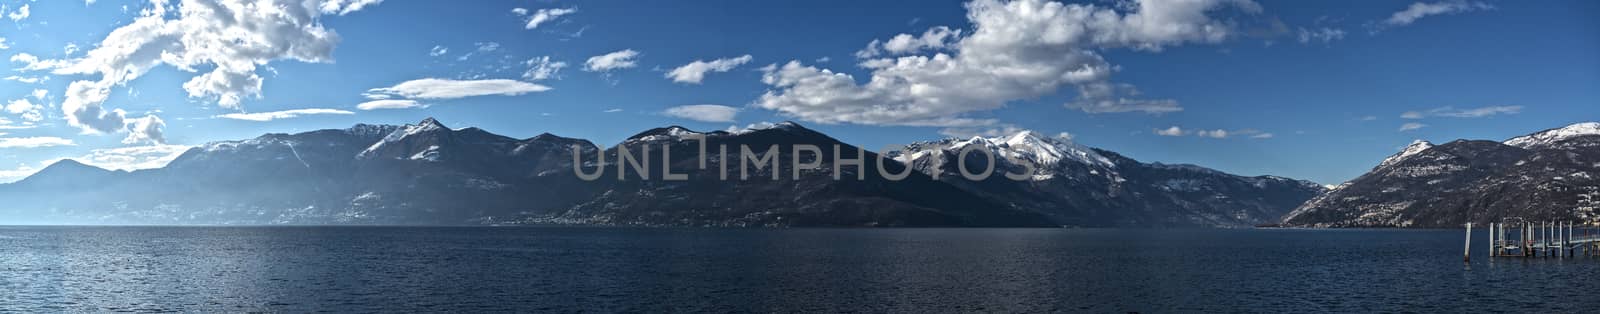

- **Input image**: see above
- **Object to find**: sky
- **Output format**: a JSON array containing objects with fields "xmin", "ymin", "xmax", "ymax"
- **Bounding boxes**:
[{"xmin": 0, "ymin": 0, "xmax": 1595, "ymax": 185}]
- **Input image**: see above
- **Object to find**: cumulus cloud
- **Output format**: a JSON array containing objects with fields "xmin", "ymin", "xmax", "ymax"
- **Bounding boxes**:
[
  {"xmin": 216, "ymin": 108, "xmax": 354, "ymax": 121},
  {"xmin": 584, "ymin": 49, "xmax": 640, "ymax": 72},
  {"xmin": 1398, "ymin": 122, "xmax": 1427, "ymax": 131},
  {"xmin": 4, "ymin": 98, "xmax": 43, "ymax": 122},
  {"xmin": 522, "ymin": 56, "xmax": 568, "ymax": 81},
  {"xmin": 521, "ymin": 7, "xmax": 576, "ymax": 30},
  {"xmin": 662, "ymin": 104, "xmax": 739, "ymax": 123},
  {"xmin": 7, "ymin": 4, "xmax": 29, "ymax": 22},
  {"xmin": 364, "ymin": 78, "xmax": 550, "ymax": 99},
  {"xmin": 756, "ymin": 0, "xmax": 1260, "ymax": 127},
  {"xmin": 1400, "ymin": 105, "xmax": 1522, "ymax": 119},
  {"xmin": 0, "ymin": 136, "xmax": 75, "ymax": 148},
  {"xmin": 121, "ymin": 115, "xmax": 166, "ymax": 145},
  {"xmin": 24, "ymin": 0, "xmax": 378, "ymax": 135},
  {"xmin": 1155, "ymin": 126, "xmax": 1186, "ymax": 136},
  {"xmin": 856, "ymin": 26, "xmax": 963, "ymax": 58},
  {"xmin": 1381, "ymin": 1, "xmax": 1493, "ymax": 27},
  {"xmin": 356, "ymin": 99, "xmax": 424, "ymax": 110},
  {"xmin": 665, "ymin": 54, "xmax": 753, "ymax": 84},
  {"xmin": 429, "ymin": 45, "xmax": 448, "ymax": 57}
]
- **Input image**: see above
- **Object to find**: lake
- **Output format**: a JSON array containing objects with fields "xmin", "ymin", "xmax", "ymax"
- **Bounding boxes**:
[{"xmin": 1, "ymin": 227, "xmax": 1596, "ymax": 312}]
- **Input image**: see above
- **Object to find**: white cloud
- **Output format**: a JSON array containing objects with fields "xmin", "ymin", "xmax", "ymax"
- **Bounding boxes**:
[
  {"xmin": 0, "ymin": 163, "xmax": 40, "ymax": 183},
  {"xmin": 1297, "ymin": 27, "xmax": 1345, "ymax": 44},
  {"xmin": 7, "ymin": 4, "xmax": 28, "ymax": 22},
  {"xmin": 938, "ymin": 124, "xmax": 1025, "ymax": 138},
  {"xmin": 1399, "ymin": 122, "xmax": 1427, "ymax": 131},
  {"xmin": 665, "ymin": 54, "xmax": 753, "ymax": 84},
  {"xmin": 216, "ymin": 108, "xmax": 355, "ymax": 121},
  {"xmin": 524, "ymin": 7, "xmax": 577, "ymax": 30},
  {"xmin": 3, "ymin": 75, "xmax": 47, "ymax": 84},
  {"xmin": 454, "ymin": 42, "xmax": 501, "ymax": 61},
  {"xmin": 10, "ymin": 53, "xmax": 70, "ymax": 71},
  {"xmin": 0, "ymin": 117, "xmax": 35, "ymax": 129},
  {"xmin": 318, "ymin": 0, "xmax": 388, "ymax": 16},
  {"xmin": 856, "ymin": 26, "xmax": 962, "ymax": 58},
  {"xmin": 121, "ymin": 115, "xmax": 166, "ymax": 145},
  {"xmin": 364, "ymin": 78, "xmax": 550, "ymax": 99},
  {"xmin": 34, "ymin": 0, "xmax": 379, "ymax": 135},
  {"xmin": 511, "ymin": 8, "xmax": 528, "ymax": 16},
  {"xmin": 4, "ymin": 98, "xmax": 43, "ymax": 122},
  {"xmin": 603, "ymin": 108, "xmax": 623, "ymax": 113},
  {"xmin": 522, "ymin": 56, "xmax": 568, "ymax": 81},
  {"xmin": 756, "ymin": 0, "xmax": 1259, "ymax": 127},
  {"xmin": 0, "ymin": 136, "xmax": 75, "ymax": 148},
  {"xmin": 429, "ymin": 45, "xmax": 449, "ymax": 57},
  {"xmin": 356, "ymin": 99, "xmax": 424, "ymax": 110},
  {"xmin": 663, "ymin": 104, "xmax": 739, "ymax": 123},
  {"xmin": 1153, "ymin": 126, "xmax": 1269, "ymax": 139},
  {"xmin": 74, "ymin": 144, "xmax": 193, "ymax": 172},
  {"xmin": 1401, "ymin": 105, "xmax": 1522, "ymax": 119},
  {"xmin": 1382, "ymin": 1, "xmax": 1493, "ymax": 27},
  {"xmin": 1195, "ymin": 129, "xmax": 1229, "ymax": 138},
  {"xmin": 584, "ymin": 49, "xmax": 640, "ymax": 72},
  {"xmin": 64, "ymin": 43, "xmax": 80, "ymax": 56}
]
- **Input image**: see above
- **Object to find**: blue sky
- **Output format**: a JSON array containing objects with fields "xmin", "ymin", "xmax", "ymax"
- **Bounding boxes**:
[{"xmin": 0, "ymin": 0, "xmax": 1595, "ymax": 184}]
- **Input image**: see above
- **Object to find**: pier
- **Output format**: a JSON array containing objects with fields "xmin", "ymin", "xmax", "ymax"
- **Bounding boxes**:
[{"xmin": 1474, "ymin": 219, "xmax": 1600, "ymax": 259}]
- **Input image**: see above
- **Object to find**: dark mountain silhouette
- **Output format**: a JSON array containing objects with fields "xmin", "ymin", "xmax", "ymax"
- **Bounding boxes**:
[{"xmin": 1282, "ymin": 122, "xmax": 1600, "ymax": 227}]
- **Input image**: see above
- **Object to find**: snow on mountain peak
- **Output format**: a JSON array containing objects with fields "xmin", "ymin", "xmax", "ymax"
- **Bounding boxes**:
[
  {"xmin": 892, "ymin": 129, "xmax": 1115, "ymax": 176},
  {"xmin": 1504, "ymin": 122, "xmax": 1600, "ymax": 149},
  {"xmin": 993, "ymin": 130, "xmax": 1113, "ymax": 168},
  {"xmin": 359, "ymin": 118, "xmax": 455, "ymax": 158},
  {"xmin": 1376, "ymin": 139, "xmax": 1434, "ymax": 169}
]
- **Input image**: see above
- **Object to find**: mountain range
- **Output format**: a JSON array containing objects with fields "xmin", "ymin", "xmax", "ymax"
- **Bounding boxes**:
[
  {"xmin": 1282, "ymin": 122, "xmax": 1600, "ymax": 227},
  {"xmin": 0, "ymin": 118, "xmax": 1324, "ymax": 227}
]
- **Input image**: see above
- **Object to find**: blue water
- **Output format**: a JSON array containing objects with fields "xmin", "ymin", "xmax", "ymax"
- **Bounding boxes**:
[{"xmin": 1, "ymin": 227, "xmax": 1596, "ymax": 312}]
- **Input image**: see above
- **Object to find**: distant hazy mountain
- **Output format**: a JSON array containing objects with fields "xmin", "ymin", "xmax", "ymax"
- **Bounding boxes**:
[
  {"xmin": 1282, "ymin": 122, "xmax": 1600, "ymax": 228},
  {"xmin": 0, "ymin": 118, "xmax": 1319, "ymax": 227},
  {"xmin": 886, "ymin": 131, "xmax": 1325, "ymax": 227}
]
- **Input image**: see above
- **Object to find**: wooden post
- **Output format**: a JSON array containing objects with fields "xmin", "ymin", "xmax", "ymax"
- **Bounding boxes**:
[
  {"xmin": 1465, "ymin": 222, "xmax": 1472, "ymax": 263},
  {"xmin": 1489, "ymin": 222, "xmax": 1496, "ymax": 257}
]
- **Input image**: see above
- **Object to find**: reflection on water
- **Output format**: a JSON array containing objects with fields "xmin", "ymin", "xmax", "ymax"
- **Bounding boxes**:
[{"xmin": 1, "ymin": 227, "xmax": 1597, "ymax": 312}]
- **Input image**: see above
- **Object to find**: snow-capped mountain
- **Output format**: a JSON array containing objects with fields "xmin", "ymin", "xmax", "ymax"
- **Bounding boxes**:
[
  {"xmin": 1283, "ymin": 122, "xmax": 1600, "ymax": 227},
  {"xmin": 0, "ymin": 118, "xmax": 1321, "ymax": 227},
  {"xmin": 887, "ymin": 130, "xmax": 1324, "ymax": 227},
  {"xmin": 1375, "ymin": 140, "xmax": 1434, "ymax": 170},
  {"xmin": 1504, "ymin": 122, "xmax": 1600, "ymax": 150}
]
